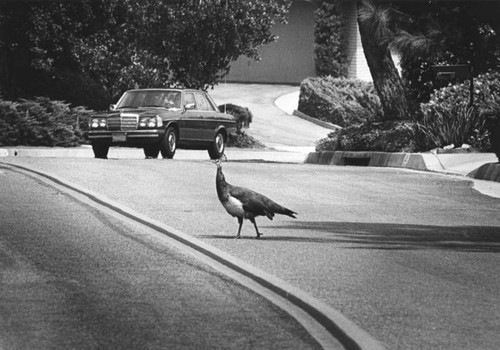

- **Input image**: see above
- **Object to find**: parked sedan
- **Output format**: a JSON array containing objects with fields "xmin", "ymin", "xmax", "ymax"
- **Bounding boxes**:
[{"xmin": 87, "ymin": 88, "xmax": 237, "ymax": 159}]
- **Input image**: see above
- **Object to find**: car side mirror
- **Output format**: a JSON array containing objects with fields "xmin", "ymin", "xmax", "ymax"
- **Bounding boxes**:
[
  {"xmin": 184, "ymin": 103, "xmax": 195, "ymax": 111},
  {"xmin": 109, "ymin": 104, "xmax": 116, "ymax": 111}
]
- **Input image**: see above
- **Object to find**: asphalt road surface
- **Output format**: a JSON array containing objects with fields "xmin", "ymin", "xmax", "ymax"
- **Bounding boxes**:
[
  {"xmin": 2, "ymin": 157, "xmax": 500, "ymax": 350},
  {"xmin": 0, "ymin": 165, "xmax": 322, "ymax": 350}
]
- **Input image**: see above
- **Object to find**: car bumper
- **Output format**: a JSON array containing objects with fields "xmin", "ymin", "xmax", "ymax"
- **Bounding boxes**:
[{"xmin": 87, "ymin": 130, "xmax": 164, "ymax": 145}]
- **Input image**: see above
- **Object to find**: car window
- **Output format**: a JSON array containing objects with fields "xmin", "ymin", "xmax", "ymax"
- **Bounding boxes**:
[
  {"xmin": 164, "ymin": 91, "xmax": 181, "ymax": 109},
  {"xmin": 194, "ymin": 93, "xmax": 214, "ymax": 111},
  {"xmin": 143, "ymin": 92, "xmax": 164, "ymax": 106},
  {"xmin": 117, "ymin": 91, "xmax": 145, "ymax": 108},
  {"xmin": 184, "ymin": 93, "xmax": 196, "ymax": 109},
  {"xmin": 117, "ymin": 90, "xmax": 174, "ymax": 108}
]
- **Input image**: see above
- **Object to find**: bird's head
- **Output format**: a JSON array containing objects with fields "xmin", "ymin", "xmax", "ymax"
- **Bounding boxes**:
[
  {"xmin": 212, "ymin": 159, "xmax": 222, "ymax": 169},
  {"xmin": 211, "ymin": 158, "xmax": 226, "ymax": 183}
]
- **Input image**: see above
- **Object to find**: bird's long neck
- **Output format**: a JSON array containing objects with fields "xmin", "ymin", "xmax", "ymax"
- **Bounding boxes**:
[{"xmin": 216, "ymin": 167, "xmax": 230, "ymax": 202}]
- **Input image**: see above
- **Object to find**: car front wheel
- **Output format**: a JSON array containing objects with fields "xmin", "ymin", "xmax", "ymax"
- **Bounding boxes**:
[
  {"xmin": 160, "ymin": 127, "xmax": 177, "ymax": 159},
  {"xmin": 208, "ymin": 131, "xmax": 226, "ymax": 159},
  {"xmin": 92, "ymin": 143, "xmax": 109, "ymax": 159}
]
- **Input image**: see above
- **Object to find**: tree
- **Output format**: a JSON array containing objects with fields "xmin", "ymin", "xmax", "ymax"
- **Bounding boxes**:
[
  {"xmin": 0, "ymin": 1, "xmax": 113, "ymax": 107},
  {"xmin": 356, "ymin": 0, "xmax": 410, "ymax": 121},
  {"xmin": 0, "ymin": 0, "xmax": 291, "ymax": 106},
  {"xmin": 155, "ymin": 0, "xmax": 290, "ymax": 90},
  {"xmin": 391, "ymin": 1, "xmax": 500, "ymax": 106}
]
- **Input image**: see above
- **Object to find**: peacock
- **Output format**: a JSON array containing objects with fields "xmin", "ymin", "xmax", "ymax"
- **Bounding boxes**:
[{"xmin": 213, "ymin": 159, "xmax": 297, "ymax": 239}]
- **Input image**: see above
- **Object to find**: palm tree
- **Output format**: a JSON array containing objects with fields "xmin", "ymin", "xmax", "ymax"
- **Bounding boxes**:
[{"xmin": 356, "ymin": 0, "xmax": 409, "ymax": 121}]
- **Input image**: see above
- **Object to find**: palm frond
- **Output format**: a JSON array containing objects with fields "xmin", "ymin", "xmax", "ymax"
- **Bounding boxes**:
[
  {"xmin": 357, "ymin": 0, "xmax": 392, "ymax": 42},
  {"xmin": 391, "ymin": 30, "xmax": 436, "ymax": 57}
]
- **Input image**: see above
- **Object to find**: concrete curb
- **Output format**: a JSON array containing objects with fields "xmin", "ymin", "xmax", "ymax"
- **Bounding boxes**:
[
  {"xmin": 1, "ymin": 161, "xmax": 386, "ymax": 350},
  {"xmin": 305, "ymin": 151, "xmax": 438, "ymax": 171},
  {"xmin": 468, "ymin": 163, "xmax": 500, "ymax": 182},
  {"xmin": 292, "ymin": 110, "xmax": 340, "ymax": 131},
  {"xmin": 305, "ymin": 151, "xmax": 500, "ymax": 183}
]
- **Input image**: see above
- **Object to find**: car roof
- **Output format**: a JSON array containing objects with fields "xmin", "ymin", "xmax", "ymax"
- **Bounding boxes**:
[{"xmin": 125, "ymin": 88, "xmax": 201, "ymax": 93}]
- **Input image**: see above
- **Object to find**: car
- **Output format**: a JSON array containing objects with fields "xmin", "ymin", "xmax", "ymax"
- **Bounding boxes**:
[{"xmin": 87, "ymin": 88, "xmax": 237, "ymax": 159}]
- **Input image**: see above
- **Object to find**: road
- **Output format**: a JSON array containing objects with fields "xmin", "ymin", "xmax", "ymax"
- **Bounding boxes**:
[
  {"xmin": 0, "ymin": 164, "xmax": 322, "ymax": 350},
  {"xmin": 1, "ymin": 157, "xmax": 500, "ymax": 350}
]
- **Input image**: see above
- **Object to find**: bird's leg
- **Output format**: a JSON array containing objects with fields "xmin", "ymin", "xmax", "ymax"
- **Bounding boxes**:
[
  {"xmin": 235, "ymin": 217, "xmax": 243, "ymax": 239},
  {"xmin": 250, "ymin": 218, "xmax": 262, "ymax": 239}
]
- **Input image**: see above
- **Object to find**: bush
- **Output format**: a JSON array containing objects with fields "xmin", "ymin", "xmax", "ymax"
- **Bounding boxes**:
[
  {"xmin": 314, "ymin": 2, "xmax": 348, "ymax": 77},
  {"xmin": 314, "ymin": 72, "xmax": 500, "ymax": 154},
  {"xmin": 298, "ymin": 76, "xmax": 383, "ymax": 127},
  {"xmin": 227, "ymin": 132, "xmax": 265, "ymax": 149},
  {"xmin": 218, "ymin": 103, "xmax": 264, "ymax": 149},
  {"xmin": 415, "ymin": 104, "xmax": 481, "ymax": 150},
  {"xmin": 316, "ymin": 120, "xmax": 418, "ymax": 153},
  {"xmin": 0, "ymin": 97, "xmax": 93, "ymax": 147},
  {"xmin": 218, "ymin": 103, "xmax": 253, "ymax": 132},
  {"xmin": 417, "ymin": 71, "xmax": 500, "ymax": 151}
]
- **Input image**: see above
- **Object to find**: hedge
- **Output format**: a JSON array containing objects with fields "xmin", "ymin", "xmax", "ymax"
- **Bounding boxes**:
[
  {"xmin": 298, "ymin": 76, "xmax": 383, "ymax": 127},
  {"xmin": 0, "ymin": 97, "xmax": 93, "ymax": 147}
]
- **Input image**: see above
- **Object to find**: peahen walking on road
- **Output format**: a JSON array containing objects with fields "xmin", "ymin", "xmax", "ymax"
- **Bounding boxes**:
[{"xmin": 213, "ymin": 159, "xmax": 297, "ymax": 239}]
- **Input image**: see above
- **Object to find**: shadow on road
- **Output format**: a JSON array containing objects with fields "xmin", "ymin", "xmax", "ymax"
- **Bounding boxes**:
[
  {"xmin": 275, "ymin": 221, "xmax": 500, "ymax": 252},
  {"xmin": 201, "ymin": 222, "xmax": 500, "ymax": 252}
]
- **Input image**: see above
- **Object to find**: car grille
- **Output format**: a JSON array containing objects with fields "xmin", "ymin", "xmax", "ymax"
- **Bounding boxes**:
[{"xmin": 107, "ymin": 114, "xmax": 138, "ymax": 131}]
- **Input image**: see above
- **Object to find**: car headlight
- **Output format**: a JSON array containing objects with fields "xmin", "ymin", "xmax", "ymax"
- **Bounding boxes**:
[
  {"xmin": 147, "ymin": 118, "xmax": 157, "ymax": 128},
  {"xmin": 90, "ymin": 118, "xmax": 107, "ymax": 129},
  {"xmin": 139, "ymin": 116, "xmax": 163, "ymax": 128}
]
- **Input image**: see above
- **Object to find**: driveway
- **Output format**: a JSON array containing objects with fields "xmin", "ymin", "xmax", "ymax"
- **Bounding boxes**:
[{"xmin": 210, "ymin": 83, "xmax": 331, "ymax": 151}]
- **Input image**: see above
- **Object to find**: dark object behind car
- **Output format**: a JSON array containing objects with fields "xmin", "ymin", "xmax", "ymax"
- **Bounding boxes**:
[{"xmin": 87, "ymin": 89, "xmax": 237, "ymax": 159}]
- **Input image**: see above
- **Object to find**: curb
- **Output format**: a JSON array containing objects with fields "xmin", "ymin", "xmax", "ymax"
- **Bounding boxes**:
[
  {"xmin": 305, "ymin": 151, "xmax": 500, "ymax": 183},
  {"xmin": 292, "ymin": 110, "xmax": 340, "ymax": 130},
  {"xmin": 1, "ymin": 161, "xmax": 386, "ymax": 350},
  {"xmin": 304, "ymin": 151, "xmax": 439, "ymax": 172},
  {"xmin": 468, "ymin": 162, "xmax": 500, "ymax": 182}
]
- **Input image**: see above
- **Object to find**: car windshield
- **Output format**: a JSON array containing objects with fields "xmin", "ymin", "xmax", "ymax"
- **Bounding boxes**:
[{"xmin": 116, "ymin": 90, "xmax": 181, "ymax": 110}]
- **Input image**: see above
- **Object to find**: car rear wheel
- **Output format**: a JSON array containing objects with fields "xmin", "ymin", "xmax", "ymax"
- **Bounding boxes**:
[
  {"xmin": 208, "ymin": 131, "xmax": 226, "ymax": 159},
  {"xmin": 92, "ymin": 143, "xmax": 109, "ymax": 159},
  {"xmin": 160, "ymin": 127, "xmax": 177, "ymax": 159},
  {"xmin": 143, "ymin": 146, "xmax": 160, "ymax": 159}
]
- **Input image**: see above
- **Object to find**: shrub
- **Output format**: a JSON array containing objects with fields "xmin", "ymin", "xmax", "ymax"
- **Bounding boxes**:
[
  {"xmin": 218, "ymin": 103, "xmax": 253, "ymax": 132},
  {"xmin": 0, "ymin": 97, "xmax": 93, "ymax": 147},
  {"xmin": 218, "ymin": 103, "xmax": 264, "ymax": 149},
  {"xmin": 415, "ymin": 104, "xmax": 481, "ymax": 149},
  {"xmin": 298, "ymin": 76, "xmax": 383, "ymax": 127},
  {"xmin": 316, "ymin": 120, "xmax": 418, "ymax": 153},
  {"xmin": 314, "ymin": 2, "xmax": 348, "ymax": 77},
  {"xmin": 227, "ymin": 132, "xmax": 265, "ymax": 149},
  {"xmin": 417, "ymin": 71, "xmax": 500, "ymax": 151}
]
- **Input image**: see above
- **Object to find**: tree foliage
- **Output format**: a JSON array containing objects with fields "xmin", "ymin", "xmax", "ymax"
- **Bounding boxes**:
[
  {"xmin": 391, "ymin": 1, "xmax": 500, "ymax": 105},
  {"xmin": 314, "ymin": 1, "xmax": 348, "ymax": 77},
  {"xmin": 0, "ymin": 0, "xmax": 290, "ymax": 107}
]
